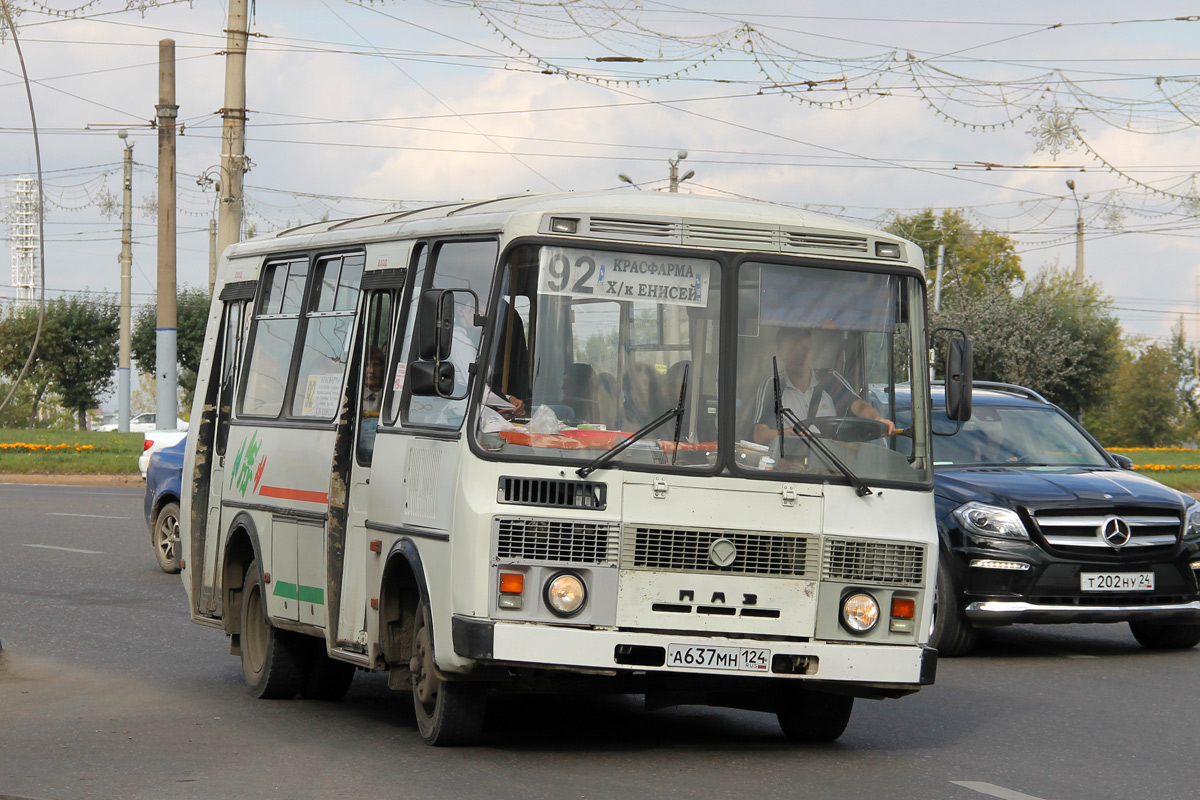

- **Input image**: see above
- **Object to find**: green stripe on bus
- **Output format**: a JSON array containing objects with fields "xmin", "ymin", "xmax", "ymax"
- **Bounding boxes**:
[
  {"xmin": 297, "ymin": 585, "xmax": 325, "ymax": 604},
  {"xmin": 272, "ymin": 582, "xmax": 324, "ymax": 605}
]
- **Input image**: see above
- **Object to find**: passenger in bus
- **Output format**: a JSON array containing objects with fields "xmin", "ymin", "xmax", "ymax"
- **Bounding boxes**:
[
  {"xmin": 357, "ymin": 346, "xmax": 384, "ymax": 460},
  {"xmin": 623, "ymin": 361, "xmax": 668, "ymax": 430},
  {"xmin": 488, "ymin": 299, "xmax": 530, "ymax": 417},
  {"xmin": 751, "ymin": 327, "xmax": 894, "ymax": 445},
  {"xmin": 562, "ymin": 363, "xmax": 599, "ymax": 423},
  {"xmin": 595, "ymin": 372, "xmax": 620, "ymax": 430}
]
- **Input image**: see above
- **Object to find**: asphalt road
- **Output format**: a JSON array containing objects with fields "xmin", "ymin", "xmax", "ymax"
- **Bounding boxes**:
[{"xmin": 2, "ymin": 482, "xmax": 1199, "ymax": 800}]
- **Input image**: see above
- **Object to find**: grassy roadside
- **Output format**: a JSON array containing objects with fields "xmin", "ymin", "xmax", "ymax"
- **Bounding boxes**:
[
  {"xmin": 1106, "ymin": 447, "xmax": 1200, "ymax": 492},
  {"xmin": 0, "ymin": 429, "xmax": 142, "ymax": 475}
]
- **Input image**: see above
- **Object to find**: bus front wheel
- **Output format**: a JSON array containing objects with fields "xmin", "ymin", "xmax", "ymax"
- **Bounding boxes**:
[
  {"xmin": 240, "ymin": 560, "xmax": 305, "ymax": 699},
  {"xmin": 776, "ymin": 687, "xmax": 854, "ymax": 742},
  {"xmin": 410, "ymin": 600, "xmax": 485, "ymax": 746}
]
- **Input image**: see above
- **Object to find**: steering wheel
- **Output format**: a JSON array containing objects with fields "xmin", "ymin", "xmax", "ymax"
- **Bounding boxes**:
[{"xmin": 805, "ymin": 416, "xmax": 892, "ymax": 442}]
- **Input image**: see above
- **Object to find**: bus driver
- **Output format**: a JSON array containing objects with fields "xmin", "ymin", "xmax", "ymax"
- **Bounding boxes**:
[{"xmin": 752, "ymin": 326, "xmax": 895, "ymax": 445}]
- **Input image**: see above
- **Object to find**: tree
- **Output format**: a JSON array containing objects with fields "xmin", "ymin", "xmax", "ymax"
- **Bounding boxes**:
[
  {"xmin": 131, "ymin": 286, "xmax": 212, "ymax": 410},
  {"xmin": 1087, "ymin": 337, "xmax": 1187, "ymax": 447},
  {"xmin": 0, "ymin": 302, "xmax": 55, "ymax": 427},
  {"xmin": 888, "ymin": 209, "xmax": 1025, "ymax": 301},
  {"xmin": 41, "ymin": 295, "xmax": 120, "ymax": 430}
]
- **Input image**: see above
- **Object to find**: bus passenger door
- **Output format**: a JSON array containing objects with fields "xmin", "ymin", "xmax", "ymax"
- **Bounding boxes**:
[
  {"xmin": 200, "ymin": 296, "xmax": 249, "ymax": 616},
  {"xmin": 337, "ymin": 287, "xmax": 395, "ymax": 649}
]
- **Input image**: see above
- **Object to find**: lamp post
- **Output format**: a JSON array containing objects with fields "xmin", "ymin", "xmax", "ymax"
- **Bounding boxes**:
[
  {"xmin": 117, "ymin": 130, "xmax": 133, "ymax": 433},
  {"xmin": 668, "ymin": 150, "xmax": 694, "ymax": 192},
  {"xmin": 1066, "ymin": 179, "xmax": 1086, "ymax": 302},
  {"xmin": 617, "ymin": 150, "xmax": 696, "ymax": 192}
]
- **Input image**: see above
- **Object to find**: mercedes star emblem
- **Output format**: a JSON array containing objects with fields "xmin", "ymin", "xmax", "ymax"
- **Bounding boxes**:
[{"xmin": 1101, "ymin": 516, "xmax": 1132, "ymax": 548}]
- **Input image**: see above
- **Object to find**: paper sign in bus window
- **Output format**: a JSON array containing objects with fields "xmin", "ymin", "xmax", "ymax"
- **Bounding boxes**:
[
  {"xmin": 302, "ymin": 372, "xmax": 343, "ymax": 417},
  {"xmin": 539, "ymin": 247, "xmax": 711, "ymax": 308}
]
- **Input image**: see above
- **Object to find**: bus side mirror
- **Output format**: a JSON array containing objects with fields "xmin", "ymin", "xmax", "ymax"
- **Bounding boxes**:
[
  {"xmin": 944, "ymin": 336, "xmax": 973, "ymax": 422},
  {"xmin": 417, "ymin": 289, "xmax": 454, "ymax": 361},
  {"xmin": 409, "ymin": 359, "xmax": 456, "ymax": 397}
]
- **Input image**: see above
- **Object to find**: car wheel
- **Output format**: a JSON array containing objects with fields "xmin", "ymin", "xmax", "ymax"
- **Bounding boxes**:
[
  {"xmin": 410, "ymin": 599, "xmax": 485, "ymax": 746},
  {"xmin": 776, "ymin": 686, "xmax": 854, "ymax": 742},
  {"xmin": 299, "ymin": 639, "xmax": 357, "ymax": 701},
  {"xmin": 929, "ymin": 555, "xmax": 978, "ymax": 657},
  {"xmin": 240, "ymin": 561, "xmax": 305, "ymax": 699},
  {"xmin": 1128, "ymin": 620, "xmax": 1200, "ymax": 649},
  {"xmin": 151, "ymin": 501, "xmax": 182, "ymax": 574}
]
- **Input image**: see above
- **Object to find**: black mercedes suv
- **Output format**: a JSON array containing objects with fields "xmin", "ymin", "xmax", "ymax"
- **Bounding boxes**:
[{"xmin": 900, "ymin": 382, "xmax": 1200, "ymax": 656}]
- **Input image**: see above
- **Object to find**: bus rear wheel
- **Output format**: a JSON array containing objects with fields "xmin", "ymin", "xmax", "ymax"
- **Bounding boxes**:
[
  {"xmin": 776, "ymin": 686, "xmax": 854, "ymax": 742},
  {"xmin": 240, "ymin": 560, "xmax": 305, "ymax": 699},
  {"xmin": 410, "ymin": 600, "xmax": 485, "ymax": 746}
]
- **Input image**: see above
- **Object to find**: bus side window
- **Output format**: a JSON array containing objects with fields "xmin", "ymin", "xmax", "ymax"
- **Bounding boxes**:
[
  {"xmin": 402, "ymin": 239, "xmax": 498, "ymax": 429},
  {"xmin": 240, "ymin": 258, "xmax": 307, "ymax": 418},
  {"xmin": 215, "ymin": 298, "xmax": 249, "ymax": 456},
  {"xmin": 385, "ymin": 244, "xmax": 428, "ymax": 426},
  {"xmin": 290, "ymin": 254, "xmax": 364, "ymax": 420},
  {"xmin": 357, "ymin": 290, "xmax": 393, "ymax": 465}
]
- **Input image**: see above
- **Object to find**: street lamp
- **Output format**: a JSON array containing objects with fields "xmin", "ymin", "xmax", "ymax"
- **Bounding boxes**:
[
  {"xmin": 668, "ymin": 150, "xmax": 694, "ymax": 192},
  {"xmin": 1066, "ymin": 179, "xmax": 1088, "ymax": 302},
  {"xmin": 617, "ymin": 173, "xmax": 641, "ymax": 190}
]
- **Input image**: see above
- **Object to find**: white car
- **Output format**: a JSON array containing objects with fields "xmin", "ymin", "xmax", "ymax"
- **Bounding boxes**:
[
  {"xmin": 98, "ymin": 412, "xmax": 189, "ymax": 433},
  {"xmin": 139, "ymin": 429, "xmax": 189, "ymax": 478}
]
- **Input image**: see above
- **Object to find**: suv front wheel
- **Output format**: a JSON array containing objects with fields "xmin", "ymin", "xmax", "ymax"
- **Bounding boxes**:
[{"xmin": 1128, "ymin": 619, "xmax": 1200, "ymax": 650}]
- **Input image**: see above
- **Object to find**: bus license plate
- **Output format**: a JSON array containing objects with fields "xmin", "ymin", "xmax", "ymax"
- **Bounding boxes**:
[
  {"xmin": 1080, "ymin": 571, "xmax": 1155, "ymax": 592},
  {"xmin": 666, "ymin": 644, "xmax": 770, "ymax": 672}
]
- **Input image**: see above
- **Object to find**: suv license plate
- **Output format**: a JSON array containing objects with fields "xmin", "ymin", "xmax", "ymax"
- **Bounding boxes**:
[
  {"xmin": 666, "ymin": 644, "xmax": 770, "ymax": 672},
  {"xmin": 1080, "ymin": 571, "xmax": 1155, "ymax": 592}
]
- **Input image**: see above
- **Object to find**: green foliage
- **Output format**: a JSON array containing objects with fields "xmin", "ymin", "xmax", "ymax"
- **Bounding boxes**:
[
  {"xmin": 131, "ymin": 285, "xmax": 212, "ymax": 409},
  {"xmin": 888, "ymin": 209, "xmax": 1025, "ymax": 299},
  {"xmin": 0, "ymin": 295, "xmax": 119, "ymax": 430},
  {"xmin": 1087, "ymin": 339, "xmax": 1187, "ymax": 447}
]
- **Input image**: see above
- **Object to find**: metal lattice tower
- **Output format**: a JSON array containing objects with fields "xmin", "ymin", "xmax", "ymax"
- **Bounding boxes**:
[{"xmin": 9, "ymin": 176, "xmax": 40, "ymax": 306}]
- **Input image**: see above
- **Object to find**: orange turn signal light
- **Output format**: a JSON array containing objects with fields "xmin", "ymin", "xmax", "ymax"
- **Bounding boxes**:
[
  {"xmin": 891, "ymin": 597, "xmax": 916, "ymax": 620},
  {"xmin": 499, "ymin": 572, "xmax": 524, "ymax": 594}
]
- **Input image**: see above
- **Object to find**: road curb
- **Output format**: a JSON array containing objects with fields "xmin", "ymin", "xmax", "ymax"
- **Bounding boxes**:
[{"xmin": 0, "ymin": 473, "xmax": 143, "ymax": 487}]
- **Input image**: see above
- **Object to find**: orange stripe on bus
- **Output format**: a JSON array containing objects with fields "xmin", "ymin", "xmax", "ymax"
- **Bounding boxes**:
[{"xmin": 258, "ymin": 485, "xmax": 329, "ymax": 504}]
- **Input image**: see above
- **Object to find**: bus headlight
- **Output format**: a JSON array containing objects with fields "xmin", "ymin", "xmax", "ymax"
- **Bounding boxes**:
[
  {"xmin": 841, "ymin": 592, "xmax": 880, "ymax": 633},
  {"xmin": 544, "ymin": 572, "xmax": 587, "ymax": 617}
]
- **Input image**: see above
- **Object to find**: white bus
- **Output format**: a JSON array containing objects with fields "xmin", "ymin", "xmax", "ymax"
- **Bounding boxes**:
[{"xmin": 181, "ymin": 191, "xmax": 967, "ymax": 745}]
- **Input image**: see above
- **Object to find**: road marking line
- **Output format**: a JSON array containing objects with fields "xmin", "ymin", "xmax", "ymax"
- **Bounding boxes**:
[
  {"xmin": 46, "ymin": 512, "xmax": 131, "ymax": 520},
  {"xmin": 952, "ymin": 781, "xmax": 1052, "ymax": 800},
  {"xmin": 23, "ymin": 544, "xmax": 104, "ymax": 555}
]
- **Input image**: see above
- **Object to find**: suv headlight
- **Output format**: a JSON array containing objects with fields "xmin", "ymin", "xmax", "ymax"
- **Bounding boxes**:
[
  {"xmin": 1184, "ymin": 503, "xmax": 1200, "ymax": 540},
  {"xmin": 953, "ymin": 501, "xmax": 1029, "ymax": 540}
]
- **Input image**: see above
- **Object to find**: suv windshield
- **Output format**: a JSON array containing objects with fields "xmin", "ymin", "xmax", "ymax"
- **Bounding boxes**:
[
  {"xmin": 931, "ymin": 402, "xmax": 1109, "ymax": 467},
  {"xmin": 474, "ymin": 243, "xmax": 721, "ymax": 471}
]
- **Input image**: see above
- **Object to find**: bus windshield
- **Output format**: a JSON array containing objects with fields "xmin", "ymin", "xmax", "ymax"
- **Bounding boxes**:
[
  {"xmin": 475, "ymin": 243, "xmax": 722, "ymax": 471},
  {"xmin": 734, "ymin": 262, "xmax": 929, "ymax": 485}
]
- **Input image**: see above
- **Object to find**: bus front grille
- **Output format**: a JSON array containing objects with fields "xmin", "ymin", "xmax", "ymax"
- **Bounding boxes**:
[
  {"xmin": 822, "ymin": 538, "xmax": 925, "ymax": 586},
  {"xmin": 497, "ymin": 476, "xmax": 607, "ymax": 511},
  {"xmin": 620, "ymin": 525, "xmax": 819, "ymax": 578},
  {"xmin": 494, "ymin": 517, "xmax": 620, "ymax": 565}
]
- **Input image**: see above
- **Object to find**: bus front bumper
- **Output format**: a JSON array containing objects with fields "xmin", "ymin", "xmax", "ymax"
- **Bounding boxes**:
[{"xmin": 451, "ymin": 615, "xmax": 936, "ymax": 690}]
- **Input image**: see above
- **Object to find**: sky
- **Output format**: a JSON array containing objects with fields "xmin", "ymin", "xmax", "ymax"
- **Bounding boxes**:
[{"xmin": 3, "ymin": 0, "xmax": 1200, "ymax": 359}]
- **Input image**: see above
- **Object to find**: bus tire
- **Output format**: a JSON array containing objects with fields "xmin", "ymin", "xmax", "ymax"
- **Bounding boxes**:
[
  {"xmin": 300, "ymin": 643, "xmax": 357, "ymax": 701},
  {"xmin": 776, "ymin": 687, "xmax": 854, "ymax": 742},
  {"xmin": 410, "ymin": 600, "xmax": 485, "ymax": 746},
  {"xmin": 930, "ymin": 556, "xmax": 977, "ymax": 657},
  {"xmin": 240, "ymin": 560, "xmax": 304, "ymax": 699},
  {"xmin": 151, "ymin": 501, "xmax": 182, "ymax": 574},
  {"xmin": 1129, "ymin": 620, "xmax": 1200, "ymax": 650}
]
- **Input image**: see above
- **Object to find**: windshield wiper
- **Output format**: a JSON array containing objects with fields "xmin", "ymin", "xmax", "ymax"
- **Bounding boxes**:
[
  {"xmin": 772, "ymin": 357, "xmax": 873, "ymax": 497},
  {"xmin": 577, "ymin": 364, "xmax": 689, "ymax": 479}
]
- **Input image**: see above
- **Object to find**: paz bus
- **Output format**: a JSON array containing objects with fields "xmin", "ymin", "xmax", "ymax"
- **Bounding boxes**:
[{"xmin": 180, "ymin": 190, "xmax": 969, "ymax": 745}]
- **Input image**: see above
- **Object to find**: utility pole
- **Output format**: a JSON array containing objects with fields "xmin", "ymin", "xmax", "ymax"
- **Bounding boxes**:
[
  {"xmin": 217, "ymin": 0, "xmax": 249, "ymax": 261},
  {"xmin": 208, "ymin": 217, "xmax": 217, "ymax": 294},
  {"xmin": 1067, "ymin": 179, "xmax": 1086, "ymax": 302},
  {"xmin": 933, "ymin": 244, "xmax": 946, "ymax": 312},
  {"xmin": 156, "ymin": 39, "xmax": 178, "ymax": 431},
  {"xmin": 117, "ymin": 130, "xmax": 133, "ymax": 433}
]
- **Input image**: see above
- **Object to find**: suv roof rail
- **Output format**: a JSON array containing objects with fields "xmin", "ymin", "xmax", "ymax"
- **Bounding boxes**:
[
  {"xmin": 931, "ymin": 379, "xmax": 1049, "ymax": 404},
  {"xmin": 971, "ymin": 380, "xmax": 1050, "ymax": 404}
]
